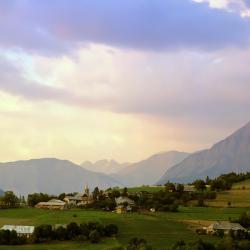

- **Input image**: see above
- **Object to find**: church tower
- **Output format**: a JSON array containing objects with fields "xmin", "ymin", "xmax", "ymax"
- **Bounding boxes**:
[{"xmin": 84, "ymin": 184, "xmax": 89, "ymax": 196}]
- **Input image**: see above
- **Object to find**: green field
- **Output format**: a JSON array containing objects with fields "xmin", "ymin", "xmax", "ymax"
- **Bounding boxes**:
[
  {"xmin": 233, "ymin": 179, "xmax": 250, "ymax": 190},
  {"xmin": 206, "ymin": 189, "xmax": 250, "ymax": 208},
  {"xmin": 206, "ymin": 179, "xmax": 250, "ymax": 208},
  {"xmin": 119, "ymin": 186, "xmax": 164, "ymax": 193},
  {"xmin": 0, "ymin": 207, "xmax": 249, "ymax": 250}
]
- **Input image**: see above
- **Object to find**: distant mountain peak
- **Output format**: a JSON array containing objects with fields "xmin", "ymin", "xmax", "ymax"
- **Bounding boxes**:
[
  {"xmin": 81, "ymin": 159, "xmax": 130, "ymax": 174},
  {"xmin": 157, "ymin": 122, "xmax": 250, "ymax": 184},
  {"xmin": 0, "ymin": 158, "xmax": 122, "ymax": 195}
]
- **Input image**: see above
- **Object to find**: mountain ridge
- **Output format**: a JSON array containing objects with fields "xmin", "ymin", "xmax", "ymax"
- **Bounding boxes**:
[
  {"xmin": 113, "ymin": 151, "xmax": 190, "ymax": 186},
  {"xmin": 0, "ymin": 158, "xmax": 122, "ymax": 195},
  {"xmin": 157, "ymin": 121, "xmax": 250, "ymax": 184}
]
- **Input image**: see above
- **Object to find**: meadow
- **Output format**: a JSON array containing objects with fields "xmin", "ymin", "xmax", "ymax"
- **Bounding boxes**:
[
  {"xmin": 119, "ymin": 186, "xmax": 164, "ymax": 193},
  {"xmin": 206, "ymin": 180, "xmax": 250, "ymax": 208},
  {"xmin": 0, "ymin": 206, "xmax": 248, "ymax": 250}
]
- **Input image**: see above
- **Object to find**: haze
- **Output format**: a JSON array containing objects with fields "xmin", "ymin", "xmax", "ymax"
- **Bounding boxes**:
[{"xmin": 0, "ymin": 0, "xmax": 250, "ymax": 164}]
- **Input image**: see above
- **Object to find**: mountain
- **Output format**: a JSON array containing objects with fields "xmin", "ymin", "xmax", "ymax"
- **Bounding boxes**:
[
  {"xmin": 158, "ymin": 122, "xmax": 250, "ymax": 184},
  {"xmin": 114, "ymin": 151, "xmax": 190, "ymax": 186},
  {"xmin": 0, "ymin": 158, "xmax": 122, "ymax": 195},
  {"xmin": 0, "ymin": 189, "xmax": 4, "ymax": 196},
  {"xmin": 81, "ymin": 159, "xmax": 130, "ymax": 174}
]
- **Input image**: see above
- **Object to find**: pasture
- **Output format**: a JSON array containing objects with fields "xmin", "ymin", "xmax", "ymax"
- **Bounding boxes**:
[
  {"xmin": 233, "ymin": 179, "xmax": 250, "ymax": 190},
  {"xmin": 0, "ymin": 207, "xmax": 248, "ymax": 249},
  {"xmin": 206, "ymin": 179, "xmax": 250, "ymax": 208},
  {"xmin": 120, "ymin": 186, "xmax": 164, "ymax": 193}
]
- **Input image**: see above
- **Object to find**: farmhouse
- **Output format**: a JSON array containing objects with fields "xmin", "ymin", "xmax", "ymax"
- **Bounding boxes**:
[
  {"xmin": 1, "ymin": 225, "xmax": 34, "ymax": 238},
  {"xmin": 35, "ymin": 199, "xmax": 67, "ymax": 210},
  {"xmin": 115, "ymin": 196, "xmax": 134, "ymax": 213},
  {"xmin": 205, "ymin": 221, "xmax": 247, "ymax": 235},
  {"xmin": 64, "ymin": 185, "xmax": 93, "ymax": 206},
  {"xmin": 115, "ymin": 196, "xmax": 135, "ymax": 206}
]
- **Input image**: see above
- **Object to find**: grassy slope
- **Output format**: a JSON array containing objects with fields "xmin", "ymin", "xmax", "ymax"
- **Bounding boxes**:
[
  {"xmin": 120, "ymin": 186, "xmax": 164, "ymax": 193},
  {"xmin": 206, "ymin": 179, "xmax": 250, "ymax": 208},
  {"xmin": 232, "ymin": 179, "xmax": 250, "ymax": 190},
  {"xmin": 0, "ymin": 207, "xmax": 248, "ymax": 250}
]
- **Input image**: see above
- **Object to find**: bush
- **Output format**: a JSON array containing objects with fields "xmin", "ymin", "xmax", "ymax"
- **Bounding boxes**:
[
  {"xmin": 0, "ymin": 230, "xmax": 26, "ymax": 245},
  {"xmin": 55, "ymin": 226, "xmax": 68, "ymax": 241},
  {"xmin": 66, "ymin": 222, "xmax": 81, "ymax": 239},
  {"xmin": 104, "ymin": 224, "xmax": 118, "ymax": 237},
  {"xmin": 127, "ymin": 238, "xmax": 153, "ymax": 250},
  {"xmin": 238, "ymin": 212, "xmax": 250, "ymax": 228},
  {"xmin": 89, "ymin": 230, "xmax": 101, "ymax": 243},
  {"xmin": 32, "ymin": 224, "xmax": 54, "ymax": 243}
]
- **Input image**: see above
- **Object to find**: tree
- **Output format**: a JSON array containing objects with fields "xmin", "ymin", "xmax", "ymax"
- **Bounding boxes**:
[
  {"xmin": 1, "ymin": 191, "xmax": 19, "ymax": 207},
  {"xmin": 193, "ymin": 180, "xmax": 206, "ymax": 191},
  {"xmin": 104, "ymin": 224, "xmax": 118, "ymax": 237},
  {"xmin": 127, "ymin": 238, "xmax": 153, "ymax": 250},
  {"xmin": 176, "ymin": 184, "xmax": 184, "ymax": 193},
  {"xmin": 55, "ymin": 226, "xmax": 67, "ymax": 241},
  {"xmin": 172, "ymin": 240, "xmax": 186, "ymax": 250},
  {"xmin": 58, "ymin": 193, "xmax": 66, "ymax": 200},
  {"xmin": 89, "ymin": 230, "xmax": 101, "ymax": 243},
  {"xmin": 122, "ymin": 187, "xmax": 128, "ymax": 197},
  {"xmin": 66, "ymin": 222, "xmax": 80, "ymax": 239},
  {"xmin": 239, "ymin": 212, "xmax": 250, "ymax": 228},
  {"xmin": 32, "ymin": 224, "xmax": 53, "ymax": 243},
  {"xmin": 165, "ymin": 182, "xmax": 176, "ymax": 192},
  {"xmin": 92, "ymin": 187, "xmax": 100, "ymax": 201}
]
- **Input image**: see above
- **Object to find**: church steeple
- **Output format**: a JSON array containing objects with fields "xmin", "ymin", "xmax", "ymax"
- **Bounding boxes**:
[{"xmin": 84, "ymin": 184, "xmax": 89, "ymax": 196}]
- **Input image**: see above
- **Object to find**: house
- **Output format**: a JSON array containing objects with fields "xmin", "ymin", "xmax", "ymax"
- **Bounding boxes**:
[
  {"xmin": 115, "ymin": 196, "xmax": 134, "ymax": 213},
  {"xmin": 115, "ymin": 196, "xmax": 135, "ymax": 206},
  {"xmin": 183, "ymin": 185, "xmax": 196, "ymax": 192},
  {"xmin": 205, "ymin": 221, "xmax": 247, "ymax": 235},
  {"xmin": 64, "ymin": 185, "xmax": 93, "ymax": 207},
  {"xmin": 116, "ymin": 205, "xmax": 126, "ymax": 214},
  {"xmin": 35, "ymin": 199, "xmax": 67, "ymax": 210},
  {"xmin": 1, "ymin": 225, "xmax": 34, "ymax": 238}
]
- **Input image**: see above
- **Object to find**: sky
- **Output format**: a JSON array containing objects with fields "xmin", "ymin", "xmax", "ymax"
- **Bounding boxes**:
[{"xmin": 0, "ymin": 0, "xmax": 250, "ymax": 164}]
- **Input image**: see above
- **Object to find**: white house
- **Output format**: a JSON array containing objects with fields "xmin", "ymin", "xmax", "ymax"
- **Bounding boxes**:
[{"xmin": 35, "ymin": 199, "xmax": 67, "ymax": 210}]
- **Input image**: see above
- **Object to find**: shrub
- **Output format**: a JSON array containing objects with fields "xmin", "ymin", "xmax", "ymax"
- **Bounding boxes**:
[
  {"xmin": 89, "ymin": 230, "xmax": 101, "ymax": 243},
  {"xmin": 104, "ymin": 224, "xmax": 118, "ymax": 237}
]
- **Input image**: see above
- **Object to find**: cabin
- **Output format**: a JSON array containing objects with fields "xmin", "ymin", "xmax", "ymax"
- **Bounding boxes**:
[
  {"xmin": 1, "ymin": 225, "xmax": 34, "ymax": 238},
  {"xmin": 35, "ymin": 199, "xmax": 67, "ymax": 210},
  {"xmin": 205, "ymin": 221, "xmax": 247, "ymax": 235}
]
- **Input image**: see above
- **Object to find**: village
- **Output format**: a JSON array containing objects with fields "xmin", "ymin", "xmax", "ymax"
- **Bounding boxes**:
[{"xmin": 0, "ymin": 182, "xmax": 249, "ymax": 243}]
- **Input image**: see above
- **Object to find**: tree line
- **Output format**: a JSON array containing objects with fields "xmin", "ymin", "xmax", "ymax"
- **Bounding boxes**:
[{"xmin": 0, "ymin": 221, "xmax": 118, "ymax": 245}]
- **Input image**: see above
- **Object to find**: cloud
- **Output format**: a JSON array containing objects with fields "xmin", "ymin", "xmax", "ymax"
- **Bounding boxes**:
[
  {"xmin": 193, "ymin": 0, "xmax": 250, "ymax": 17},
  {"xmin": 0, "ymin": 56, "xmax": 98, "ymax": 107},
  {"xmin": 1, "ymin": 44, "xmax": 249, "ymax": 127},
  {"xmin": 0, "ymin": 0, "xmax": 249, "ymax": 55}
]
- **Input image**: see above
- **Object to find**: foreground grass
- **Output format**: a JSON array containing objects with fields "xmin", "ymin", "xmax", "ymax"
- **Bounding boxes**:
[{"xmin": 0, "ymin": 207, "xmax": 249, "ymax": 249}]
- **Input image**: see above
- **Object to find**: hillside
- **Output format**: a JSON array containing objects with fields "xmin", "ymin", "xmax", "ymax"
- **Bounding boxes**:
[
  {"xmin": 158, "ymin": 122, "xmax": 250, "ymax": 184},
  {"xmin": 0, "ymin": 158, "xmax": 122, "ymax": 195},
  {"xmin": 114, "ymin": 151, "xmax": 190, "ymax": 186},
  {"xmin": 232, "ymin": 179, "xmax": 250, "ymax": 190},
  {"xmin": 81, "ymin": 159, "xmax": 130, "ymax": 174}
]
